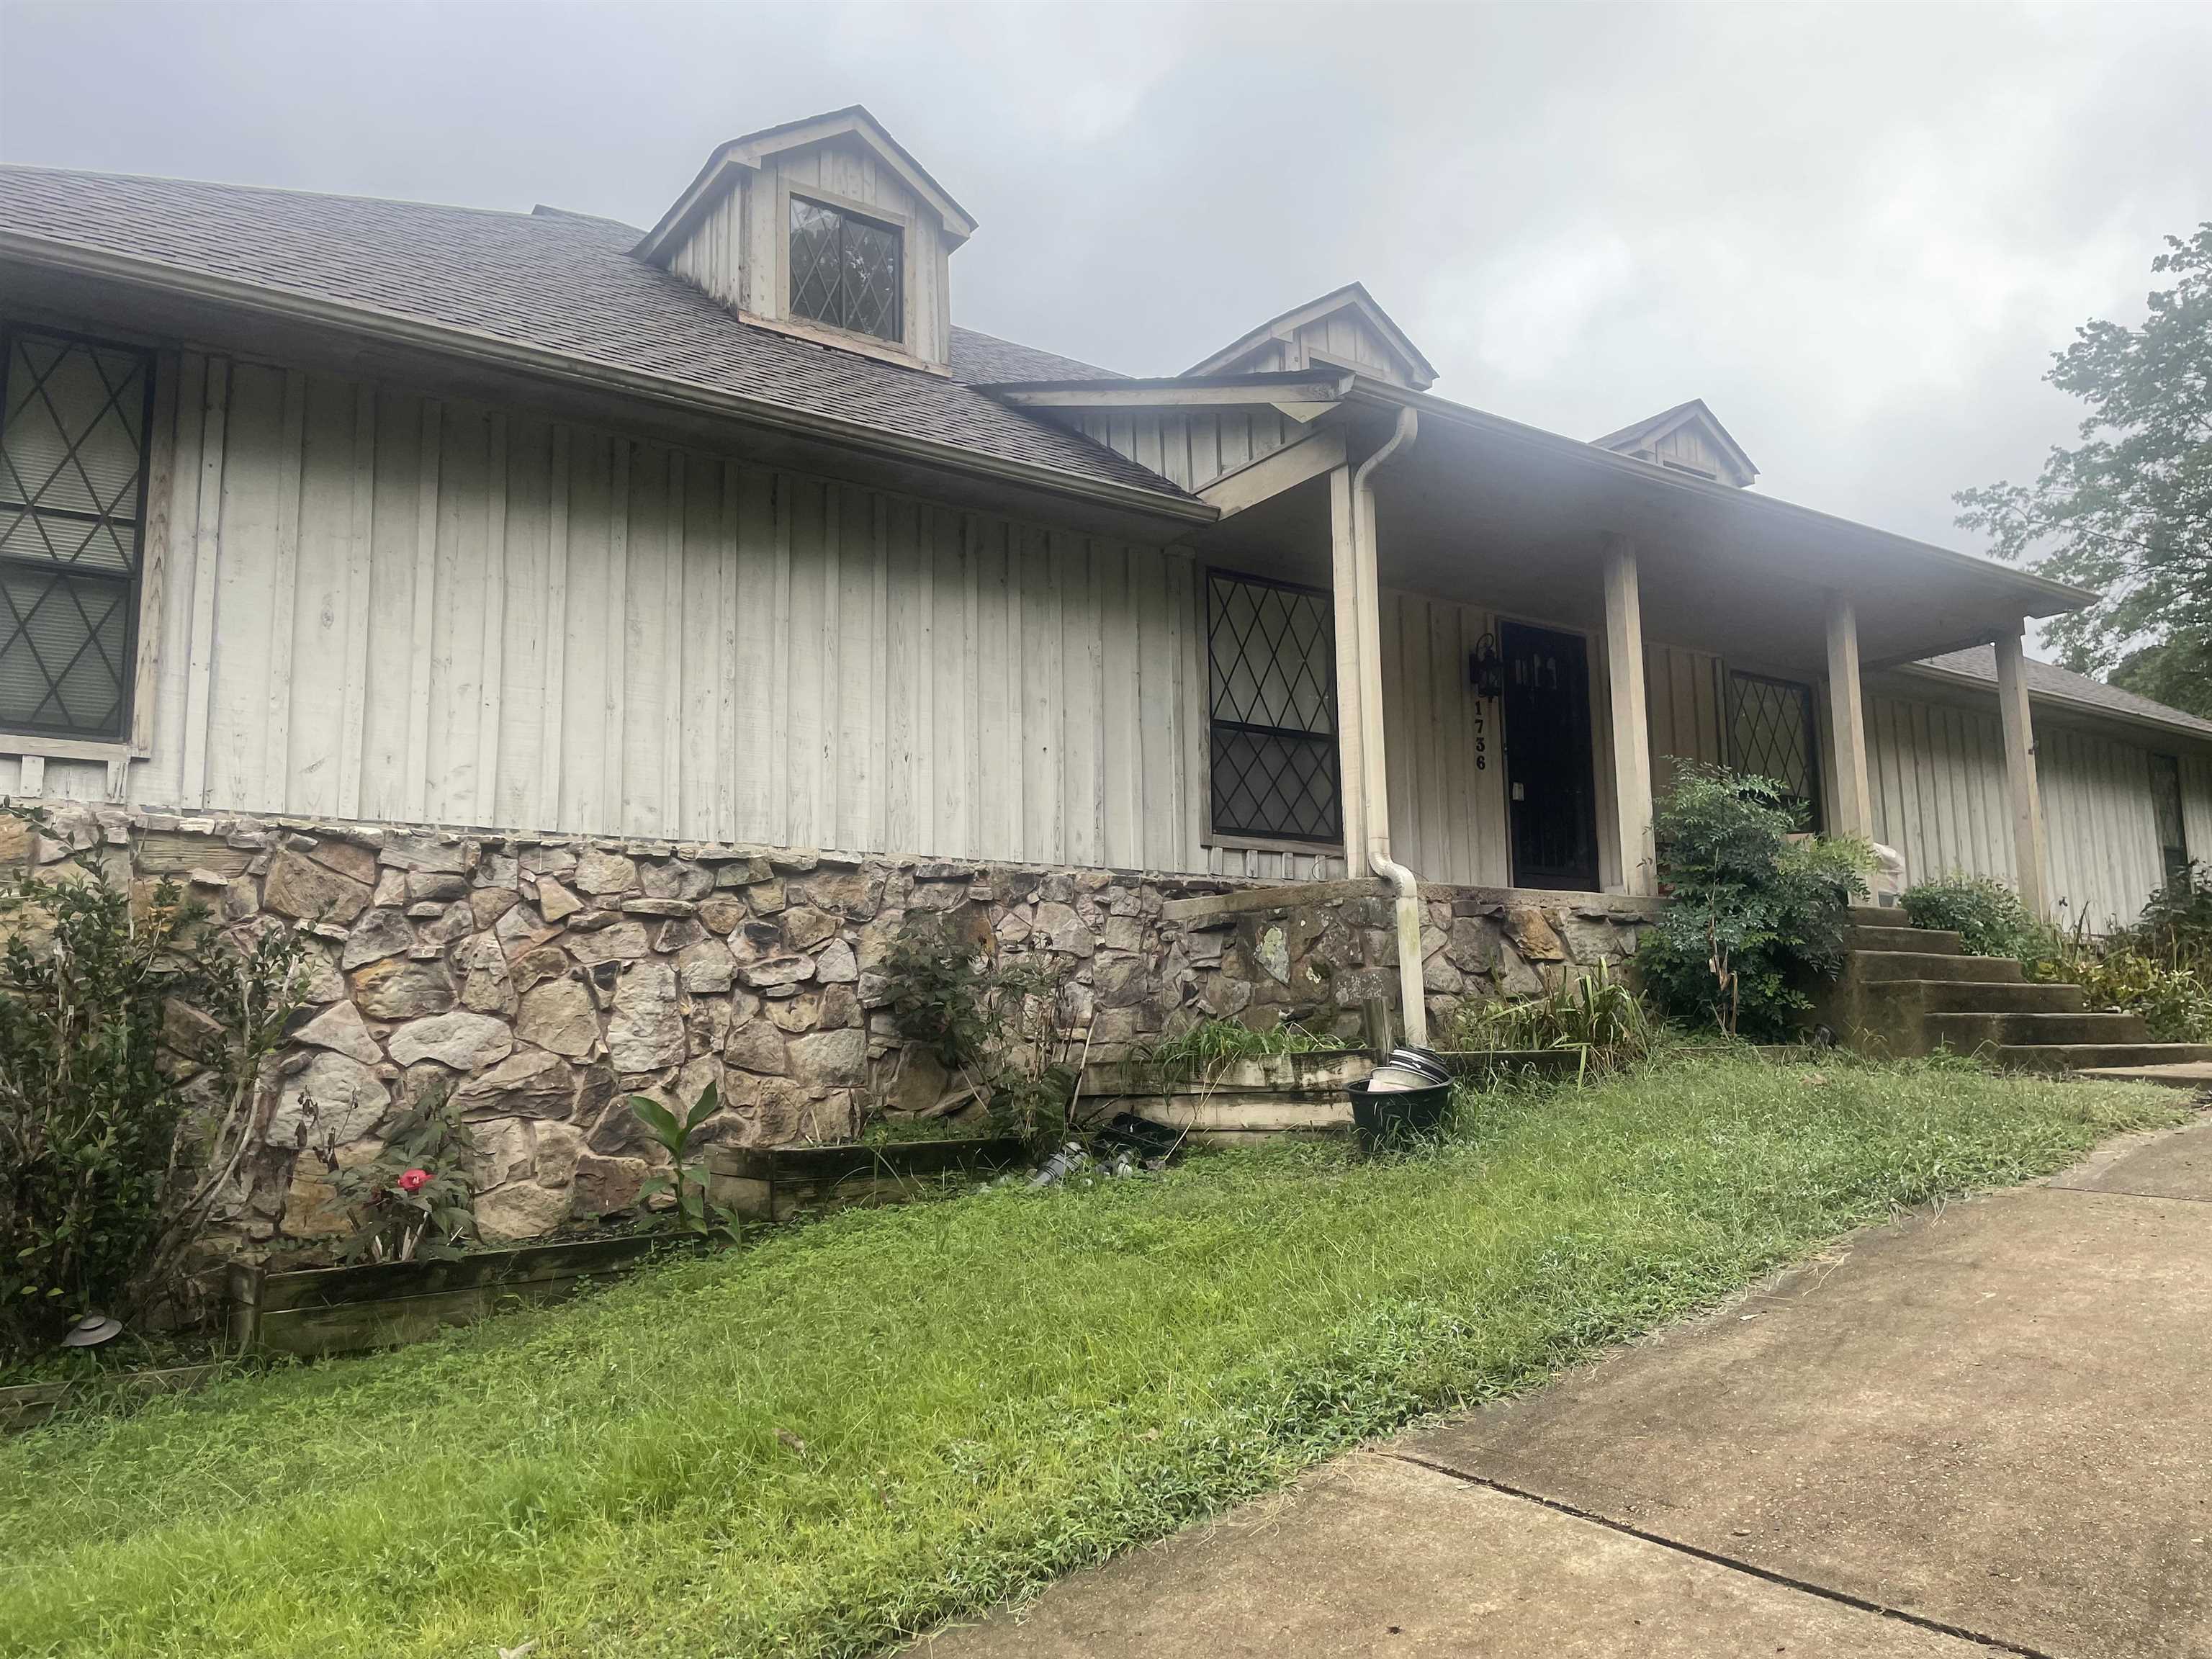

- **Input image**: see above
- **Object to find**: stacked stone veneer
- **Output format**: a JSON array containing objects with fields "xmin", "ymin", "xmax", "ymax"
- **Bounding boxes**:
[{"xmin": 9, "ymin": 804, "xmax": 1653, "ymax": 1257}]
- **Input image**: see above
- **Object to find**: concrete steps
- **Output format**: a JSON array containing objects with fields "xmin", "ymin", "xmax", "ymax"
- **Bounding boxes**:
[
  {"xmin": 1925, "ymin": 1010, "xmax": 2149, "ymax": 1048},
  {"xmin": 1851, "ymin": 950, "xmax": 2025, "ymax": 985},
  {"xmin": 1993, "ymin": 1043, "xmax": 2212, "ymax": 1073},
  {"xmin": 1813, "ymin": 909, "xmax": 2211, "ymax": 1074}
]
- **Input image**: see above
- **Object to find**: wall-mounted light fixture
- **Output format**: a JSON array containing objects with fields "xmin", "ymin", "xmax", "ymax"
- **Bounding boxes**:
[{"xmin": 1468, "ymin": 633, "xmax": 1503, "ymax": 701}]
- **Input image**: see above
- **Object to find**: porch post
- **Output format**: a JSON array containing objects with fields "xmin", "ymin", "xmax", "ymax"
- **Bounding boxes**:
[
  {"xmin": 1600, "ymin": 535, "xmax": 1656, "ymax": 894},
  {"xmin": 1327, "ymin": 463, "xmax": 1370, "ymax": 878},
  {"xmin": 1993, "ymin": 624, "xmax": 2050, "ymax": 919},
  {"xmin": 1822, "ymin": 594, "xmax": 1874, "ymax": 839}
]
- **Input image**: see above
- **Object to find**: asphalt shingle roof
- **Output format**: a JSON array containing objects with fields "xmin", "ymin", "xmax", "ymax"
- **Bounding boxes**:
[
  {"xmin": 1913, "ymin": 646, "xmax": 2212, "ymax": 741},
  {"xmin": 0, "ymin": 166, "xmax": 1183, "ymax": 501}
]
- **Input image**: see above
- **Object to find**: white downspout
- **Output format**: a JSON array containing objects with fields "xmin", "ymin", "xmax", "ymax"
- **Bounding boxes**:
[{"xmin": 1351, "ymin": 406, "xmax": 1426, "ymax": 1048}]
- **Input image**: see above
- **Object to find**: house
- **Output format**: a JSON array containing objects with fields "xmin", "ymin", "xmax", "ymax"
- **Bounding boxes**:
[{"xmin": 1, "ymin": 107, "xmax": 2206, "ymax": 1235}]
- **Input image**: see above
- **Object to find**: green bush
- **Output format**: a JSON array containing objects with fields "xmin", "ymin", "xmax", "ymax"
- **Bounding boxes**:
[
  {"xmin": 2039, "ymin": 947, "xmax": 2212, "ymax": 1043},
  {"xmin": 882, "ymin": 914, "xmax": 1078, "ymax": 1144},
  {"xmin": 1635, "ymin": 765, "xmax": 1870, "ymax": 1040},
  {"xmin": 2126, "ymin": 861, "xmax": 2212, "ymax": 974},
  {"xmin": 0, "ymin": 839, "xmax": 309, "ymax": 1361},
  {"xmin": 1899, "ymin": 875, "xmax": 2043, "ymax": 959}
]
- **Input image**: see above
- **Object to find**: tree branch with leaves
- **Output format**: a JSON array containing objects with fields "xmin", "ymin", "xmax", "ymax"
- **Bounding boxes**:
[{"xmin": 1956, "ymin": 222, "xmax": 2212, "ymax": 717}]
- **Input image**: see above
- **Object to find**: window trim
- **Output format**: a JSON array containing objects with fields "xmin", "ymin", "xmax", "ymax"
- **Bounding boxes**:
[
  {"xmin": 783, "ymin": 187, "xmax": 907, "ymax": 347},
  {"xmin": 0, "ymin": 322, "xmax": 162, "ymax": 752},
  {"xmin": 1198, "ymin": 566, "xmax": 1346, "ymax": 853}
]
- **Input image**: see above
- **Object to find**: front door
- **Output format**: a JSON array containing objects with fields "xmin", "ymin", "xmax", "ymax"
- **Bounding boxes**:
[{"xmin": 1501, "ymin": 621, "xmax": 1600, "ymax": 891}]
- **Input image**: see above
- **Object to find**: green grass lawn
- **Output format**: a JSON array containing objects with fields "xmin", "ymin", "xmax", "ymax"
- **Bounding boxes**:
[{"xmin": 0, "ymin": 1056, "xmax": 2182, "ymax": 1658}]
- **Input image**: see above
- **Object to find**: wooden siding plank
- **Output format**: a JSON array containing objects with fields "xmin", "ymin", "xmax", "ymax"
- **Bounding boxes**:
[
  {"xmin": 336, "ymin": 382, "xmax": 377, "ymax": 818},
  {"xmin": 474, "ymin": 412, "xmax": 508, "ymax": 826},
  {"xmin": 403, "ymin": 402, "xmax": 441, "ymax": 822},
  {"xmin": 258, "ymin": 370, "xmax": 307, "ymax": 806},
  {"xmin": 540, "ymin": 425, "xmax": 572, "ymax": 831},
  {"xmin": 179, "ymin": 358, "xmax": 230, "ymax": 809}
]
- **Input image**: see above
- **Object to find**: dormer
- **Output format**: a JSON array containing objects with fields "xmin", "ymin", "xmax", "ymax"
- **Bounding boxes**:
[
  {"xmin": 1593, "ymin": 400, "xmax": 1758, "ymax": 487},
  {"xmin": 634, "ymin": 107, "xmax": 975, "ymax": 374},
  {"xmin": 1185, "ymin": 282, "xmax": 1437, "ymax": 391}
]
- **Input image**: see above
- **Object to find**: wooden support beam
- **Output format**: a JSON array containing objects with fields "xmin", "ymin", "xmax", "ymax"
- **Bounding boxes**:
[
  {"xmin": 1824, "ymin": 593, "xmax": 1874, "ymax": 840},
  {"xmin": 1200, "ymin": 428, "xmax": 1348, "ymax": 518},
  {"xmin": 1601, "ymin": 536, "xmax": 1655, "ymax": 895},
  {"xmin": 1326, "ymin": 462, "xmax": 1368, "ymax": 876},
  {"xmin": 1993, "ymin": 626, "xmax": 2049, "ymax": 919}
]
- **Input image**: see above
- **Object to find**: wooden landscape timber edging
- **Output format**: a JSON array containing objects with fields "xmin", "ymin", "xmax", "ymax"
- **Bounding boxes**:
[
  {"xmin": 227, "ymin": 1233, "xmax": 693, "ymax": 1359},
  {"xmin": 1078, "ymin": 1050, "xmax": 1370, "ymax": 1143},
  {"xmin": 0, "ymin": 1363, "xmax": 224, "ymax": 1434},
  {"xmin": 706, "ymin": 1135, "xmax": 1027, "ymax": 1223}
]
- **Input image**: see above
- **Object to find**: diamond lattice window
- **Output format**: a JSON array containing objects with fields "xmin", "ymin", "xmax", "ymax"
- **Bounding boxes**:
[
  {"xmin": 788, "ymin": 197, "xmax": 902, "ymax": 343},
  {"xmin": 1207, "ymin": 572, "xmax": 1341, "ymax": 844},
  {"xmin": 1728, "ymin": 670, "xmax": 1820, "ymax": 824},
  {"xmin": 0, "ymin": 326, "xmax": 154, "ymax": 742}
]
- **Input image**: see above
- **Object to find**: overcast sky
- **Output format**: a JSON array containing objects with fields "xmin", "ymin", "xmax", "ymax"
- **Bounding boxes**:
[{"xmin": 4, "ymin": 1, "xmax": 2208, "ymax": 589}]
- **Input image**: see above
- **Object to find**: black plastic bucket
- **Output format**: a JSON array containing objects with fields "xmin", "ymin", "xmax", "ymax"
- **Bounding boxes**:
[{"xmin": 1346, "ymin": 1076, "xmax": 1455, "ymax": 1148}]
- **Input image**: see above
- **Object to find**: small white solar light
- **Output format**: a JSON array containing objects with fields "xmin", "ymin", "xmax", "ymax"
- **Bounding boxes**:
[{"xmin": 58, "ymin": 1313, "xmax": 123, "ymax": 1349}]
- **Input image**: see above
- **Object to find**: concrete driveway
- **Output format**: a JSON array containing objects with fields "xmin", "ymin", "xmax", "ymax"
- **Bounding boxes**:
[{"xmin": 919, "ymin": 1115, "xmax": 2212, "ymax": 1658}]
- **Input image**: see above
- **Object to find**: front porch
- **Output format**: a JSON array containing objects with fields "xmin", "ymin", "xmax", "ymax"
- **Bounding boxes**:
[{"xmin": 1177, "ymin": 387, "xmax": 2080, "ymax": 943}]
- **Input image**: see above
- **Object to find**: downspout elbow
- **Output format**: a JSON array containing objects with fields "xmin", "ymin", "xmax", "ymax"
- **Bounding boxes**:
[{"xmin": 1368, "ymin": 848, "xmax": 1429, "ymax": 1050}]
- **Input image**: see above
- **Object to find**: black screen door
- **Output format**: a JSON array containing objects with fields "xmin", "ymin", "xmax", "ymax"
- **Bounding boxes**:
[{"xmin": 1501, "ymin": 621, "xmax": 1600, "ymax": 891}]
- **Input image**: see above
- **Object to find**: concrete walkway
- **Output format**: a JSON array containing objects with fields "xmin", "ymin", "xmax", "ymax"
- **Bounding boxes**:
[{"xmin": 918, "ymin": 1117, "xmax": 2212, "ymax": 1658}]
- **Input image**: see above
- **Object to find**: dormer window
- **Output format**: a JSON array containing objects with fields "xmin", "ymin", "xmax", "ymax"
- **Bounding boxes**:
[{"xmin": 789, "ymin": 197, "xmax": 902, "ymax": 343}]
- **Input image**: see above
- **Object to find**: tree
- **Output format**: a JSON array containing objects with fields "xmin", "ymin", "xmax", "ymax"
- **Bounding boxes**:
[{"xmin": 1956, "ymin": 223, "xmax": 2212, "ymax": 718}]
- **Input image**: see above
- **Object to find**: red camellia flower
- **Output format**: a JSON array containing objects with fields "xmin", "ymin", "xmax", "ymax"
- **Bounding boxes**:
[{"xmin": 396, "ymin": 1167, "xmax": 431, "ymax": 1195}]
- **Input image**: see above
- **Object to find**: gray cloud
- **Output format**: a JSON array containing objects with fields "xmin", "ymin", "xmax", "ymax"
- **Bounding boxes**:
[{"xmin": 4, "ymin": 0, "xmax": 2207, "ymax": 577}]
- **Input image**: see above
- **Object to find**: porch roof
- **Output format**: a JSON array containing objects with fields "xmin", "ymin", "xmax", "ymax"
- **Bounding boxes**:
[{"xmin": 1197, "ymin": 379, "xmax": 2093, "ymax": 673}]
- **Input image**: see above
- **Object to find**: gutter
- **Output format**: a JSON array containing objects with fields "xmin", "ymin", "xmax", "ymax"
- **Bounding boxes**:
[
  {"xmin": 1894, "ymin": 659, "xmax": 2212, "ymax": 749},
  {"xmin": 1349, "ymin": 405, "xmax": 1429, "ymax": 1049},
  {"xmin": 0, "ymin": 230, "xmax": 1217, "ymax": 528},
  {"xmin": 1338, "ymin": 380, "xmax": 2095, "ymax": 617}
]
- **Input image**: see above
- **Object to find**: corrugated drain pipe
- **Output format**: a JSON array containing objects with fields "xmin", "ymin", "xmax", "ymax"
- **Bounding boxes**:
[{"xmin": 1351, "ymin": 406, "xmax": 1426, "ymax": 1048}]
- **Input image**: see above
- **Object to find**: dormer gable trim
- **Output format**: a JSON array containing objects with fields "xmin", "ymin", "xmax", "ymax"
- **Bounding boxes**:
[
  {"xmin": 1184, "ymin": 282, "xmax": 1437, "ymax": 391},
  {"xmin": 633, "ymin": 105, "xmax": 976, "ymax": 266},
  {"xmin": 984, "ymin": 370, "xmax": 1352, "ymax": 424},
  {"xmin": 1593, "ymin": 398, "xmax": 1759, "ymax": 487}
]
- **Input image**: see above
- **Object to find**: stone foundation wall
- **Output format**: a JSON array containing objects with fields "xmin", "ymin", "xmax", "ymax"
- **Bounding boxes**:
[{"xmin": 6, "ymin": 804, "xmax": 1653, "ymax": 1259}]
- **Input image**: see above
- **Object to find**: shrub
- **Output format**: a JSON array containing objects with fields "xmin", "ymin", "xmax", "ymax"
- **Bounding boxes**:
[
  {"xmin": 1635, "ymin": 765, "xmax": 1870, "ymax": 1040},
  {"xmin": 328, "ymin": 1082, "xmax": 480, "ymax": 1264},
  {"xmin": 1900, "ymin": 876, "xmax": 2042, "ymax": 959},
  {"xmin": 2040, "ymin": 947, "xmax": 2212, "ymax": 1043},
  {"xmin": 882, "ymin": 915, "xmax": 1078, "ymax": 1144},
  {"xmin": 0, "ymin": 830, "xmax": 310, "ymax": 1359},
  {"xmin": 2126, "ymin": 861, "xmax": 2212, "ymax": 974}
]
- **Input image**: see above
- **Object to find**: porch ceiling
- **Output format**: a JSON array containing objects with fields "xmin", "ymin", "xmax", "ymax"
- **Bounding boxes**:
[{"xmin": 1195, "ymin": 394, "xmax": 2090, "ymax": 675}]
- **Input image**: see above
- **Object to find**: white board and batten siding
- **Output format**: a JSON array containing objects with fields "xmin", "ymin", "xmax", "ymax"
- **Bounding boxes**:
[
  {"xmin": 1064, "ymin": 406, "xmax": 1309, "ymax": 496},
  {"xmin": 74, "ymin": 350, "xmax": 1339, "ymax": 881},
  {"xmin": 1372, "ymin": 585, "xmax": 1725, "ymax": 888},
  {"xmin": 1866, "ymin": 684, "xmax": 2212, "ymax": 930}
]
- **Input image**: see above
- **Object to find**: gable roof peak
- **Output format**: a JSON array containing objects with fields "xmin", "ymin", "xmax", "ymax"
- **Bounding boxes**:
[
  {"xmin": 634, "ymin": 104, "xmax": 976, "ymax": 266},
  {"xmin": 1593, "ymin": 398, "xmax": 1758, "ymax": 487},
  {"xmin": 1184, "ymin": 281, "xmax": 1437, "ymax": 390}
]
